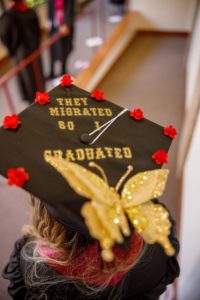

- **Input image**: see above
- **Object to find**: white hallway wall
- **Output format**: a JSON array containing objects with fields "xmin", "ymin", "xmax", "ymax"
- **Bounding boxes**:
[
  {"xmin": 128, "ymin": 0, "xmax": 197, "ymax": 32},
  {"xmin": 178, "ymin": 3, "xmax": 200, "ymax": 300},
  {"xmin": 178, "ymin": 112, "xmax": 200, "ymax": 300},
  {"xmin": 128, "ymin": 1, "xmax": 200, "ymax": 299}
]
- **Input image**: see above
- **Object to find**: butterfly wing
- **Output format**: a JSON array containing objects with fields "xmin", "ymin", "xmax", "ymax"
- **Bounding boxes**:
[
  {"xmin": 45, "ymin": 155, "xmax": 116, "ymax": 206},
  {"xmin": 121, "ymin": 169, "xmax": 169, "ymax": 207},
  {"xmin": 45, "ymin": 156, "xmax": 128, "ymax": 261},
  {"xmin": 81, "ymin": 201, "xmax": 125, "ymax": 262},
  {"xmin": 125, "ymin": 201, "xmax": 175, "ymax": 256},
  {"xmin": 121, "ymin": 169, "xmax": 174, "ymax": 256}
]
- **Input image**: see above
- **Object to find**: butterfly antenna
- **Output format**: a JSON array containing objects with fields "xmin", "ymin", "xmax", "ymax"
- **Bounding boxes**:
[
  {"xmin": 115, "ymin": 165, "xmax": 134, "ymax": 192},
  {"xmin": 89, "ymin": 162, "xmax": 108, "ymax": 184}
]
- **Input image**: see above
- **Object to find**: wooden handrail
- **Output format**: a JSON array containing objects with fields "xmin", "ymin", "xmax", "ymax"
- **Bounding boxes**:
[
  {"xmin": 0, "ymin": 0, "xmax": 103, "ymax": 85},
  {"xmin": 0, "ymin": 32, "xmax": 61, "ymax": 87}
]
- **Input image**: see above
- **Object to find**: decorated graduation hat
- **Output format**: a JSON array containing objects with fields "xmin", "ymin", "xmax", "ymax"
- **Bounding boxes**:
[{"xmin": 0, "ymin": 75, "xmax": 177, "ymax": 262}]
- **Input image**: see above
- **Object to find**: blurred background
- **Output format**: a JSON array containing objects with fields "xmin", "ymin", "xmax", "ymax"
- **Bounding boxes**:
[{"xmin": 0, "ymin": 0, "xmax": 199, "ymax": 299}]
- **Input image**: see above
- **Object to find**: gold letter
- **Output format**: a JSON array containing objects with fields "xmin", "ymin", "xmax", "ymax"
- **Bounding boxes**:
[
  {"xmin": 66, "ymin": 108, "xmax": 73, "ymax": 116},
  {"xmin": 85, "ymin": 148, "xmax": 95, "ymax": 160},
  {"xmin": 65, "ymin": 150, "xmax": 76, "ymax": 161},
  {"xmin": 82, "ymin": 108, "xmax": 91, "ymax": 116},
  {"xmin": 104, "ymin": 147, "xmax": 113, "ymax": 158},
  {"xmin": 43, "ymin": 150, "xmax": 52, "ymax": 159},
  {"xmin": 67, "ymin": 121, "xmax": 75, "ymax": 131},
  {"xmin": 90, "ymin": 108, "xmax": 97, "ymax": 116},
  {"xmin": 81, "ymin": 97, "xmax": 88, "ymax": 106},
  {"xmin": 114, "ymin": 148, "xmax": 123, "ymax": 159},
  {"xmin": 75, "ymin": 149, "xmax": 85, "ymax": 161},
  {"xmin": 49, "ymin": 107, "xmax": 59, "ymax": 116},
  {"xmin": 105, "ymin": 108, "xmax": 112, "ymax": 116},
  {"xmin": 56, "ymin": 98, "xmax": 64, "ymax": 106},
  {"xmin": 94, "ymin": 121, "xmax": 100, "ymax": 129},
  {"xmin": 95, "ymin": 147, "xmax": 106, "ymax": 159},
  {"xmin": 60, "ymin": 107, "xmax": 66, "ymax": 116},
  {"xmin": 123, "ymin": 147, "xmax": 132, "ymax": 159},
  {"xmin": 73, "ymin": 108, "xmax": 82, "ymax": 116},
  {"xmin": 73, "ymin": 98, "xmax": 81, "ymax": 106},
  {"xmin": 97, "ymin": 108, "xmax": 105, "ymax": 116},
  {"xmin": 65, "ymin": 98, "xmax": 73, "ymax": 106},
  {"xmin": 58, "ymin": 121, "xmax": 66, "ymax": 130},
  {"xmin": 53, "ymin": 150, "xmax": 63, "ymax": 158}
]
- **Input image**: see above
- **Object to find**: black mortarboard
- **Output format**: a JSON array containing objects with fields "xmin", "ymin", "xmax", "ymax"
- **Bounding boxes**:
[{"xmin": 0, "ymin": 77, "xmax": 176, "ymax": 261}]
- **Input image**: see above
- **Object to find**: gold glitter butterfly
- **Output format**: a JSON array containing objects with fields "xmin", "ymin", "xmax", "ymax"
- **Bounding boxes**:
[{"xmin": 45, "ymin": 156, "xmax": 175, "ymax": 262}]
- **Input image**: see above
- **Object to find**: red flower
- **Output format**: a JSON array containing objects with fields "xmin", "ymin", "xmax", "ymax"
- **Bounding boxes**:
[
  {"xmin": 163, "ymin": 125, "xmax": 177, "ymax": 139},
  {"xmin": 60, "ymin": 74, "xmax": 73, "ymax": 87},
  {"xmin": 152, "ymin": 150, "xmax": 168, "ymax": 165},
  {"xmin": 130, "ymin": 108, "xmax": 144, "ymax": 120},
  {"xmin": 91, "ymin": 90, "xmax": 105, "ymax": 101},
  {"xmin": 3, "ymin": 114, "xmax": 21, "ymax": 130},
  {"xmin": 7, "ymin": 167, "xmax": 30, "ymax": 187},
  {"xmin": 35, "ymin": 91, "xmax": 50, "ymax": 105}
]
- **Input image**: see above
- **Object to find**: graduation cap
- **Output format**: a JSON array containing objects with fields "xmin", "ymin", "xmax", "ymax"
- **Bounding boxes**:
[{"xmin": 0, "ymin": 75, "xmax": 177, "ymax": 262}]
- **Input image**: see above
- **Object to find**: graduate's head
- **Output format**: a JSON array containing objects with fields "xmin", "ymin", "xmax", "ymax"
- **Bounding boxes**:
[
  {"xmin": 21, "ymin": 195, "xmax": 144, "ymax": 295},
  {"xmin": 0, "ymin": 76, "xmax": 176, "ymax": 294}
]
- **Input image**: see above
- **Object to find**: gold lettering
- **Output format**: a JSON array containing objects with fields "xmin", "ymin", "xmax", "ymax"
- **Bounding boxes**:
[
  {"xmin": 65, "ymin": 98, "xmax": 73, "ymax": 106},
  {"xmin": 56, "ymin": 98, "xmax": 64, "ymax": 105},
  {"xmin": 73, "ymin": 98, "xmax": 81, "ymax": 106},
  {"xmin": 95, "ymin": 147, "xmax": 106, "ymax": 159},
  {"xmin": 67, "ymin": 121, "xmax": 75, "ymax": 131},
  {"xmin": 66, "ymin": 108, "xmax": 73, "ymax": 116},
  {"xmin": 75, "ymin": 149, "xmax": 85, "ymax": 160},
  {"xmin": 85, "ymin": 148, "xmax": 95, "ymax": 160},
  {"xmin": 104, "ymin": 147, "xmax": 113, "ymax": 158},
  {"xmin": 43, "ymin": 150, "xmax": 52, "ymax": 159},
  {"xmin": 65, "ymin": 150, "xmax": 76, "ymax": 161},
  {"xmin": 60, "ymin": 107, "xmax": 66, "ymax": 116},
  {"xmin": 105, "ymin": 108, "xmax": 112, "ymax": 116},
  {"xmin": 49, "ymin": 107, "xmax": 59, "ymax": 116},
  {"xmin": 80, "ymin": 97, "xmax": 88, "ymax": 106},
  {"xmin": 90, "ymin": 108, "xmax": 97, "ymax": 116},
  {"xmin": 82, "ymin": 108, "xmax": 91, "ymax": 116},
  {"xmin": 58, "ymin": 121, "xmax": 66, "ymax": 130},
  {"xmin": 53, "ymin": 150, "xmax": 63, "ymax": 158},
  {"xmin": 73, "ymin": 108, "xmax": 82, "ymax": 116},
  {"xmin": 123, "ymin": 147, "xmax": 132, "ymax": 158},
  {"xmin": 114, "ymin": 148, "xmax": 123, "ymax": 159},
  {"xmin": 44, "ymin": 147, "xmax": 132, "ymax": 162},
  {"xmin": 97, "ymin": 108, "xmax": 105, "ymax": 116},
  {"xmin": 94, "ymin": 121, "xmax": 100, "ymax": 129}
]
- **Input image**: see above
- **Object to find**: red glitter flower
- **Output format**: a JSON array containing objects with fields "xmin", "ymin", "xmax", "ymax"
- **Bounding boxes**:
[
  {"xmin": 35, "ymin": 91, "xmax": 50, "ymax": 105},
  {"xmin": 163, "ymin": 125, "xmax": 177, "ymax": 139},
  {"xmin": 130, "ymin": 108, "xmax": 144, "ymax": 120},
  {"xmin": 60, "ymin": 74, "xmax": 73, "ymax": 87},
  {"xmin": 91, "ymin": 90, "xmax": 105, "ymax": 101},
  {"xmin": 152, "ymin": 150, "xmax": 168, "ymax": 165},
  {"xmin": 3, "ymin": 114, "xmax": 21, "ymax": 130},
  {"xmin": 7, "ymin": 168, "xmax": 30, "ymax": 187}
]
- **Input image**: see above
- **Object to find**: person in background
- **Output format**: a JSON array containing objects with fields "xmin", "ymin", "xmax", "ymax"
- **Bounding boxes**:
[
  {"xmin": 0, "ymin": 0, "xmax": 45, "ymax": 103},
  {"xmin": 47, "ymin": 0, "xmax": 75, "ymax": 78}
]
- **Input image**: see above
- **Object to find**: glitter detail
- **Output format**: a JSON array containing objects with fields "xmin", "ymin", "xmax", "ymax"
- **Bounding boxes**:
[{"xmin": 45, "ymin": 156, "xmax": 174, "ymax": 261}]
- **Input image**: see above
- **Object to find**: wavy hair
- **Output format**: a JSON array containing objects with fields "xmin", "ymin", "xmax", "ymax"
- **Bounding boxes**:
[{"xmin": 21, "ymin": 196, "xmax": 146, "ymax": 299}]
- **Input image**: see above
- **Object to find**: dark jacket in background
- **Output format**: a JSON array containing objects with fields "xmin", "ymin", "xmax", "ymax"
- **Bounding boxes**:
[
  {"xmin": 0, "ymin": 6, "xmax": 44, "ymax": 102},
  {"xmin": 48, "ymin": 0, "xmax": 75, "ymax": 69}
]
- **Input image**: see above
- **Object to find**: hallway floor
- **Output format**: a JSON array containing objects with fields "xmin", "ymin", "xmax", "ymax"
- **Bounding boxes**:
[{"xmin": 99, "ymin": 32, "xmax": 188, "ymax": 219}]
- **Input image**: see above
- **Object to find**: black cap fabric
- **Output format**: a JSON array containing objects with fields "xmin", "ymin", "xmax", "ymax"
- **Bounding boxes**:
[{"xmin": 0, "ymin": 83, "xmax": 173, "ymax": 242}]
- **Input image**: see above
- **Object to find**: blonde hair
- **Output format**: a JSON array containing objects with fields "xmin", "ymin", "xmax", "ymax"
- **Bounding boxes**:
[{"xmin": 21, "ymin": 196, "xmax": 146, "ymax": 298}]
